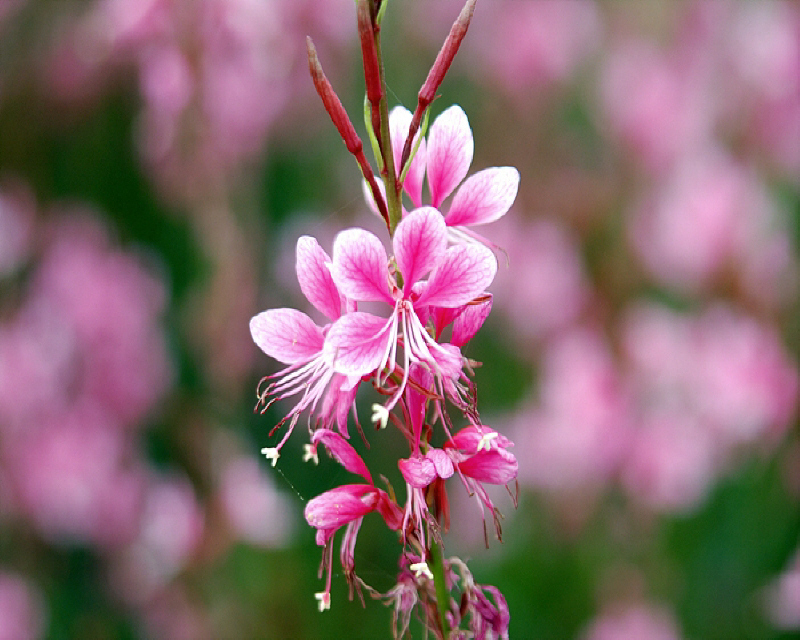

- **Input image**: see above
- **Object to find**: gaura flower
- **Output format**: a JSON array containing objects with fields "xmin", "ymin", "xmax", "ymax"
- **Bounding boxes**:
[
  {"xmin": 365, "ymin": 105, "xmax": 520, "ymax": 246},
  {"xmin": 249, "ymin": 236, "xmax": 359, "ymax": 467},
  {"xmin": 304, "ymin": 430, "xmax": 402, "ymax": 610},
  {"xmin": 325, "ymin": 207, "xmax": 497, "ymax": 424},
  {"xmin": 398, "ymin": 425, "xmax": 518, "ymax": 541}
]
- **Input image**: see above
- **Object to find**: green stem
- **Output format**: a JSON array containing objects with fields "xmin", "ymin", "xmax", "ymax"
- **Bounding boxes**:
[
  {"xmin": 373, "ymin": 22, "xmax": 403, "ymax": 236},
  {"xmin": 429, "ymin": 540, "xmax": 451, "ymax": 638}
]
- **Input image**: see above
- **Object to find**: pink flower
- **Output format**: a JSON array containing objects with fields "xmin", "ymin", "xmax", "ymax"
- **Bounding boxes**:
[
  {"xmin": 304, "ymin": 430, "xmax": 402, "ymax": 610},
  {"xmin": 398, "ymin": 424, "xmax": 518, "ymax": 541},
  {"xmin": 325, "ymin": 207, "xmax": 497, "ymax": 424},
  {"xmin": 365, "ymin": 105, "xmax": 519, "ymax": 245},
  {"xmin": 250, "ymin": 236, "xmax": 358, "ymax": 466}
]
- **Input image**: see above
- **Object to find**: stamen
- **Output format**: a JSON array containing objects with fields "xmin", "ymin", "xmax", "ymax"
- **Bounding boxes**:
[
  {"xmin": 372, "ymin": 403, "xmax": 390, "ymax": 429},
  {"xmin": 477, "ymin": 431, "xmax": 498, "ymax": 451},
  {"xmin": 315, "ymin": 591, "xmax": 331, "ymax": 612},
  {"xmin": 303, "ymin": 444, "xmax": 319, "ymax": 464},
  {"xmin": 261, "ymin": 447, "xmax": 280, "ymax": 467},
  {"xmin": 409, "ymin": 561, "xmax": 433, "ymax": 581}
]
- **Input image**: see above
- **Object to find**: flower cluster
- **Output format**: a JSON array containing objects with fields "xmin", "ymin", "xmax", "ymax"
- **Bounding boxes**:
[{"xmin": 250, "ymin": 1, "xmax": 518, "ymax": 635}]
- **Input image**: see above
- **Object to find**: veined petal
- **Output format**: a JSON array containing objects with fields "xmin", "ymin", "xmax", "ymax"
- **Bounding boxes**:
[
  {"xmin": 331, "ymin": 228, "xmax": 393, "ymax": 304},
  {"xmin": 312, "ymin": 430, "xmax": 372, "ymax": 484},
  {"xmin": 304, "ymin": 484, "xmax": 378, "ymax": 530},
  {"xmin": 427, "ymin": 448, "xmax": 455, "ymax": 479},
  {"xmin": 398, "ymin": 455, "xmax": 436, "ymax": 488},
  {"xmin": 445, "ymin": 167, "xmax": 520, "ymax": 227},
  {"xmin": 416, "ymin": 244, "xmax": 497, "ymax": 308},
  {"xmin": 394, "ymin": 208, "xmax": 446, "ymax": 294},
  {"xmin": 296, "ymin": 236, "xmax": 342, "ymax": 321},
  {"xmin": 427, "ymin": 105, "xmax": 473, "ymax": 208},
  {"xmin": 250, "ymin": 309, "xmax": 324, "ymax": 364},
  {"xmin": 326, "ymin": 312, "xmax": 395, "ymax": 376},
  {"xmin": 390, "ymin": 106, "xmax": 427, "ymax": 208},
  {"xmin": 452, "ymin": 295, "xmax": 493, "ymax": 347}
]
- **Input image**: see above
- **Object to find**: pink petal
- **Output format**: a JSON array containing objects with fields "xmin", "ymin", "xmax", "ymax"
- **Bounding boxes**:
[
  {"xmin": 452, "ymin": 295, "xmax": 493, "ymax": 347},
  {"xmin": 430, "ymin": 342, "xmax": 464, "ymax": 380},
  {"xmin": 331, "ymin": 228, "xmax": 393, "ymax": 304},
  {"xmin": 394, "ymin": 208, "xmax": 446, "ymax": 294},
  {"xmin": 250, "ymin": 309, "xmax": 324, "ymax": 364},
  {"xmin": 312, "ymin": 430, "xmax": 372, "ymax": 484},
  {"xmin": 296, "ymin": 236, "xmax": 342, "ymax": 321},
  {"xmin": 319, "ymin": 374, "xmax": 359, "ymax": 438},
  {"xmin": 426, "ymin": 105, "xmax": 474, "ymax": 208},
  {"xmin": 427, "ymin": 448, "xmax": 455, "ymax": 479},
  {"xmin": 389, "ymin": 106, "xmax": 427, "ymax": 208},
  {"xmin": 362, "ymin": 177, "xmax": 385, "ymax": 217},
  {"xmin": 432, "ymin": 306, "xmax": 464, "ymax": 340},
  {"xmin": 415, "ymin": 244, "xmax": 497, "ymax": 308},
  {"xmin": 326, "ymin": 312, "xmax": 395, "ymax": 376},
  {"xmin": 375, "ymin": 490, "xmax": 403, "ymax": 530},
  {"xmin": 459, "ymin": 448, "xmax": 518, "ymax": 484},
  {"xmin": 304, "ymin": 484, "xmax": 378, "ymax": 530},
  {"xmin": 445, "ymin": 167, "xmax": 520, "ymax": 227},
  {"xmin": 398, "ymin": 455, "xmax": 436, "ymax": 488},
  {"xmin": 449, "ymin": 426, "xmax": 514, "ymax": 453}
]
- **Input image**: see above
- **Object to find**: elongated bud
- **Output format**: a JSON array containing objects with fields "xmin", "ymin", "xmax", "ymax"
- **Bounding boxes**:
[
  {"xmin": 420, "ymin": 0, "xmax": 476, "ymax": 105},
  {"xmin": 307, "ymin": 37, "xmax": 362, "ymax": 155},
  {"xmin": 400, "ymin": 0, "xmax": 477, "ymax": 173},
  {"xmin": 307, "ymin": 37, "xmax": 390, "ymax": 226},
  {"xmin": 357, "ymin": 0, "xmax": 383, "ymax": 107}
]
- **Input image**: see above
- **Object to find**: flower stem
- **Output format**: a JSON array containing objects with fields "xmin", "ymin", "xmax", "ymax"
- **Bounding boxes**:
[{"xmin": 429, "ymin": 539, "xmax": 451, "ymax": 638}]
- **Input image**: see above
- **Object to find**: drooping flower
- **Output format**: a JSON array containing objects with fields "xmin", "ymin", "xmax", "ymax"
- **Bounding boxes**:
[
  {"xmin": 365, "ymin": 105, "xmax": 520, "ymax": 246},
  {"xmin": 324, "ymin": 207, "xmax": 497, "ymax": 427},
  {"xmin": 304, "ymin": 430, "xmax": 402, "ymax": 610},
  {"xmin": 249, "ymin": 236, "xmax": 359, "ymax": 466}
]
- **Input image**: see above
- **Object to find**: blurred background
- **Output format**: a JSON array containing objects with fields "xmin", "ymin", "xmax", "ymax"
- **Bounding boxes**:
[{"xmin": 0, "ymin": 0, "xmax": 798, "ymax": 638}]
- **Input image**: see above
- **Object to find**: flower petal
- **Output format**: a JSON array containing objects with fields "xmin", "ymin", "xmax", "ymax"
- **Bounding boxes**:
[
  {"xmin": 445, "ymin": 167, "xmax": 520, "ymax": 227},
  {"xmin": 312, "ymin": 430, "xmax": 372, "ymax": 484},
  {"xmin": 304, "ymin": 484, "xmax": 377, "ymax": 530},
  {"xmin": 415, "ymin": 244, "xmax": 497, "ymax": 308},
  {"xmin": 426, "ymin": 105, "xmax": 474, "ymax": 208},
  {"xmin": 296, "ymin": 236, "xmax": 342, "ymax": 321},
  {"xmin": 427, "ymin": 448, "xmax": 455, "ymax": 479},
  {"xmin": 331, "ymin": 228, "xmax": 393, "ymax": 304},
  {"xmin": 398, "ymin": 455, "xmax": 436, "ymax": 488},
  {"xmin": 390, "ymin": 106, "xmax": 427, "ymax": 208},
  {"xmin": 250, "ymin": 309, "xmax": 324, "ymax": 364},
  {"xmin": 459, "ymin": 448, "xmax": 518, "ymax": 484},
  {"xmin": 394, "ymin": 207, "xmax": 446, "ymax": 295},
  {"xmin": 452, "ymin": 295, "xmax": 493, "ymax": 347},
  {"xmin": 326, "ymin": 312, "xmax": 395, "ymax": 376}
]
